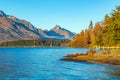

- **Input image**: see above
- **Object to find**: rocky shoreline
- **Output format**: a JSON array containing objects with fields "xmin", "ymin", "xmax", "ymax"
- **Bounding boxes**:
[{"xmin": 61, "ymin": 49, "xmax": 120, "ymax": 65}]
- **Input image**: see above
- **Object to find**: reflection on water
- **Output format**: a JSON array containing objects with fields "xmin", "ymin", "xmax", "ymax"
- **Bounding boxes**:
[
  {"xmin": 104, "ymin": 66, "xmax": 120, "ymax": 78},
  {"xmin": 0, "ymin": 47, "xmax": 119, "ymax": 80}
]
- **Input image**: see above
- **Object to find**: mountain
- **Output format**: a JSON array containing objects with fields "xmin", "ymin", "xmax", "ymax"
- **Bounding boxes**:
[
  {"xmin": 44, "ymin": 25, "xmax": 76, "ymax": 40},
  {"xmin": 0, "ymin": 10, "xmax": 76, "ymax": 43}
]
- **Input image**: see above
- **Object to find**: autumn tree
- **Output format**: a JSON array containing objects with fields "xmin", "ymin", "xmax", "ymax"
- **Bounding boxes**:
[{"xmin": 63, "ymin": 5, "xmax": 120, "ymax": 48}]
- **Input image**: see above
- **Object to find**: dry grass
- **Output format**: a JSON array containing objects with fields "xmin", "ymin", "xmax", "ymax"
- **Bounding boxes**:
[{"xmin": 61, "ymin": 49, "xmax": 120, "ymax": 65}]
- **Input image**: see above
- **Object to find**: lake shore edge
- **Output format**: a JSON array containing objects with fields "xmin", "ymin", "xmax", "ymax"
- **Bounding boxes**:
[{"xmin": 60, "ymin": 49, "xmax": 120, "ymax": 65}]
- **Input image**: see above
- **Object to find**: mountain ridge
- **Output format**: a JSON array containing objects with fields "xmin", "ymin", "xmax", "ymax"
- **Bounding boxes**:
[{"xmin": 0, "ymin": 10, "xmax": 76, "ymax": 43}]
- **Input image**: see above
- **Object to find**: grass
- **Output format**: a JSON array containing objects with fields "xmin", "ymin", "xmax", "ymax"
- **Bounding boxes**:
[{"xmin": 61, "ymin": 49, "xmax": 120, "ymax": 65}]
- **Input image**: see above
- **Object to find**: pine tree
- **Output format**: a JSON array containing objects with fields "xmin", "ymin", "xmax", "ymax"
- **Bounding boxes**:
[{"xmin": 88, "ymin": 20, "xmax": 93, "ymax": 29}]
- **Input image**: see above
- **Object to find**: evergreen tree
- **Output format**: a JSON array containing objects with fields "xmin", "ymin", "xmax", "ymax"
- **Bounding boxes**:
[{"xmin": 88, "ymin": 20, "xmax": 93, "ymax": 29}]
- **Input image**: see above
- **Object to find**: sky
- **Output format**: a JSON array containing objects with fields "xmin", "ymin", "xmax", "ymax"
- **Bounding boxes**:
[{"xmin": 0, "ymin": 0, "xmax": 120, "ymax": 33}]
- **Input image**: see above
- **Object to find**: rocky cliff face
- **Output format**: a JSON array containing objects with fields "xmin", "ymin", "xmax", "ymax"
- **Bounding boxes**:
[{"xmin": 0, "ymin": 10, "xmax": 76, "ymax": 43}]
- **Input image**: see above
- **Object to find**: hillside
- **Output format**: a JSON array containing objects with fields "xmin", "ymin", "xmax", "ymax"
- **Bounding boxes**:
[
  {"xmin": 66, "ymin": 6, "xmax": 120, "ymax": 48},
  {"xmin": 0, "ymin": 10, "xmax": 76, "ymax": 43}
]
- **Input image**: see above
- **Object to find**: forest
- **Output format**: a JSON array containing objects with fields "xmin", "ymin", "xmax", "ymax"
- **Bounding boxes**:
[
  {"xmin": 66, "ymin": 6, "xmax": 120, "ymax": 48},
  {"xmin": 0, "ymin": 40, "xmax": 68, "ymax": 47}
]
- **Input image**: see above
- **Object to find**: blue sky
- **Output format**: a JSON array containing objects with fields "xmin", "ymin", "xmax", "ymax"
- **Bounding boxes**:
[{"xmin": 0, "ymin": 0, "xmax": 120, "ymax": 33}]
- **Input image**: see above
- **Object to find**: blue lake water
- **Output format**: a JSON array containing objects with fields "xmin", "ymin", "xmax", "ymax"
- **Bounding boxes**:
[{"xmin": 0, "ymin": 47, "xmax": 120, "ymax": 80}]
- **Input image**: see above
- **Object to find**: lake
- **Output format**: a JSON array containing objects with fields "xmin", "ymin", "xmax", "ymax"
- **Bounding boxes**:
[{"xmin": 0, "ymin": 47, "xmax": 120, "ymax": 80}]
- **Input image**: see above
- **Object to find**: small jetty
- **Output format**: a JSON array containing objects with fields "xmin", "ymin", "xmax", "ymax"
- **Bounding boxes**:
[{"xmin": 96, "ymin": 46, "xmax": 120, "ymax": 49}]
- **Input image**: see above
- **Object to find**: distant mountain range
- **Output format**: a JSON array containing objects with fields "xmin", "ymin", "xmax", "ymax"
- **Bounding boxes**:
[{"xmin": 0, "ymin": 10, "xmax": 76, "ymax": 43}]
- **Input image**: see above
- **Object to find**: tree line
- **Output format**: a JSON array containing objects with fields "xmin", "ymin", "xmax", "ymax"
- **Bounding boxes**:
[
  {"xmin": 0, "ymin": 40, "xmax": 68, "ymax": 47},
  {"xmin": 66, "ymin": 6, "xmax": 120, "ymax": 48}
]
